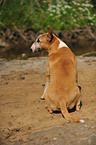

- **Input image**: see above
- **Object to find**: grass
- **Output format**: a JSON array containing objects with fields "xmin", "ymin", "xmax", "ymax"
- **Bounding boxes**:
[{"xmin": 0, "ymin": 0, "xmax": 96, "ymax": 32}]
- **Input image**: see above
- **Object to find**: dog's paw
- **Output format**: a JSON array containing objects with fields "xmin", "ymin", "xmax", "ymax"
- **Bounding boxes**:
[
  {"xmin": 45, "ymin": 105, "xmax": 53, "ymax": 114},
  {"xmin": 76, "ymin": 105, "xmax": 80, "ymax": 111},
  {"xmin": 66, "ymin": 120, "xmax": 71, "ymax": 124},
  {"xmin": 40, "ymin": 96, "xmax": 45, "ymax": 100}
]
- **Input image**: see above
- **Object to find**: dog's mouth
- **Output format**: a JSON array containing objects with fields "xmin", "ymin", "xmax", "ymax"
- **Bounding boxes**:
[
  {"xmin": 30, "ymin": 48, "xmax": 42, "ymax": 53},
  {"xmin": 36, "ymin": 48, "xmax": 42, "ymax": 53},
  {"xmin": 34, "ymin": 48, "xmax": 42, "ymax": 53}
]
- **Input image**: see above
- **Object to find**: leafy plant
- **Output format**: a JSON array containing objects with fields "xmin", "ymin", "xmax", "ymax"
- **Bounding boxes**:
[{"xmin": 0, "ymin": 0, "xmax": 96, "ymax": 32}]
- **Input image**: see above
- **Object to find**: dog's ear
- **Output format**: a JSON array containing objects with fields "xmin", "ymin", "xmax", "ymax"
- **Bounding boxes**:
[{"xmin": 47, "ymin": 24, "xmax": 53, "ymax": 42}]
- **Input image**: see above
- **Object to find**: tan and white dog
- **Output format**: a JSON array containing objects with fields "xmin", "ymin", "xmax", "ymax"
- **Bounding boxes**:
[{"xmin": 31, "ymin": 25, "xmax": 84, "ymax": 123}]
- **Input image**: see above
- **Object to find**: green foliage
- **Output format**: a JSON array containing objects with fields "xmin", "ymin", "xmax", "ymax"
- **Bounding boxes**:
[{"xmin": 0, "ymin": 0, "xmax": 96, "ymax": 31}]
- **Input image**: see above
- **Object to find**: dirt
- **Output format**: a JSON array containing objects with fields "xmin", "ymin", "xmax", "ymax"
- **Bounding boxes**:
[{"xmin": 0, "ymin": 56, "xmax": 96, "ymax": 145}]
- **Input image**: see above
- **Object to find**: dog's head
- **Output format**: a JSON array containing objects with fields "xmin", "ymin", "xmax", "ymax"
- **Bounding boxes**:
[{"xmin": 31, "ymin": 24, "xmax": 54, "ymax": 53}]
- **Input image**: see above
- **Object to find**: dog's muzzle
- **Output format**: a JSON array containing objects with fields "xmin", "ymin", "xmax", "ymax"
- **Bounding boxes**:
[
  {"xmin": 30, "ymin": 42, "xmax": 42, "ymax": 53},
  {"xmin": 30, "ymin": 46, "xmax": 41, "ymax": 53},
  {"xmin": 37, "ymin": 48, "xmax": 42, "ymax": 52},
  {"xmin": 33, "ymin": 48, "xmax": 42, "ymax": 53}
]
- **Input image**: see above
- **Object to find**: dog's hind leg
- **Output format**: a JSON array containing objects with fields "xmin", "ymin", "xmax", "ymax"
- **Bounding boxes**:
[
  {"xmin": 73, "ymin": 89, "xmax": 81, "ymax": 111},
  {"xmin": 76, "ymin": 96, "xmax": 81, "ymax": 111},
  {"xmin": 68, "ymin": 96, "xmax": 81, "ymax": 111},
  {"xmin": 68, "ymin": 87, "xmax": 81, "ymax": 111}
]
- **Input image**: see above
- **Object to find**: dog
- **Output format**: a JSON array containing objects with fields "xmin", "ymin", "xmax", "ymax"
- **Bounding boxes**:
[{"xmin": 31, "ymin": 24, "xmax": 84, "ymax": 123}]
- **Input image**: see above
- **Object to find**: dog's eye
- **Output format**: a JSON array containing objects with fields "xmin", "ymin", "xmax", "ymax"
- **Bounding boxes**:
[{"xmin": 37, "ymin": 38, "xmax": 40, "ymax": 43}]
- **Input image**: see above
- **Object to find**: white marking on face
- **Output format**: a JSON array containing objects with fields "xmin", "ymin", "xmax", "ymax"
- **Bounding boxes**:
[
  {"xmin": 31, "ymin": 37, "xmax": 41, "ymax": 52},
  {"xmin": 31, "ymin": 42, "xmax": 36, "ymax": 52},
  {"xmin": 57, "ymin": 37, "xmax": 68, "ymax": 49}
]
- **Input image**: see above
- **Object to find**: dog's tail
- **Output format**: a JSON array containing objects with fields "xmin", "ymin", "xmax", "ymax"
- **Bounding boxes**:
[{"xmin": 59, "ymin": 101, "xmax": 84, "ymax": 123}]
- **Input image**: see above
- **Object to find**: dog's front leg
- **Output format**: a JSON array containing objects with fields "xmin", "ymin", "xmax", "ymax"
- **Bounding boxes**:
[
  {"xmin": 41, "ymin": 62, "xmax": 50, "ymax": 100},
  {"xmin": 40, "ymin": 82, "xmax": 50, "ymax": 100}
]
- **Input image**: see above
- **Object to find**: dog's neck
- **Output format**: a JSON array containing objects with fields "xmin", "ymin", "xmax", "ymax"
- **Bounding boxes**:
[{"xmin": 48, "ymin": 34, "xmax": 68, "ymax": 55}]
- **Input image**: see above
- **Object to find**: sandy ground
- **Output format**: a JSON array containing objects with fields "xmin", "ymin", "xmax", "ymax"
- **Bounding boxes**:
[{"xmin": 0, "ymin": 56, "xmax": 96, "ymax": 145}]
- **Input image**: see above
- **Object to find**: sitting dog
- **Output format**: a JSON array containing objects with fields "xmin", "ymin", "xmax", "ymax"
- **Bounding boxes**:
[{"xmin": 31, "ymin": 24, "xmax": 84, "ymax": 123}]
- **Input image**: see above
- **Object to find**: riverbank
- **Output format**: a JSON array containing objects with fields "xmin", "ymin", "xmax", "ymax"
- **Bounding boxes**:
[{"xmin": 0, "ymin": 27, "xmax": 96, "ymax": 59}]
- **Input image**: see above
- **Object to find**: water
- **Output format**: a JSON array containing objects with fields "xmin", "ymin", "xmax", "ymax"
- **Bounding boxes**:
[
  {"xmin": 68, "ymin": 40, "xmax": 96, "ymax": 56},
  {"xmin": 0, "ymin": 40, "xmax": 96, "ymax": 60}
]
